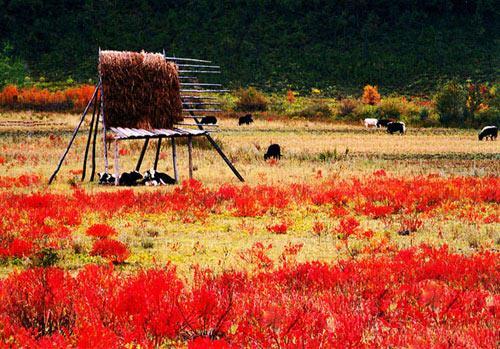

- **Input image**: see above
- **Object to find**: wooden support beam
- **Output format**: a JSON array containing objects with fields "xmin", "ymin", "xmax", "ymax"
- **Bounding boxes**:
[
  {"xmin": 90, "ymin": 100, "xmax": 101, "ymax": 182},
  {"xmin": 100, "ymin": 83, "xmax": 109, "ymax": 174},
  {"xmin": 165, "ymin": 56, "xmax": 211, "ymax": 63},
  {"xmin": 81, "ymin": 92, "xmax": 98, "ymax": 181},
  {"xmin": 175, "ymin": 123, "xmax": 219, "ymax": 127},
  {"xmin": 180, "ymin": 83, "xmax": 222, "ymax": 87},
  {"xmin": 178, "ymin": 70, "xmax": 221, "ymax": 74},
  {"xmin": 188, "ymin": 136, "xmax": 193, "ymax": 179},
  {"xmin": 177, "ymin": 64, "xmax": 220, "ymax": 69},
  {"xmin": 135, "ymin": 138, "xmax": 149, "ymax": 172},
  {"xmin": 182, "ymin": 102, "xmax": 221, "ymax": 106},
  {"xmin": 172, "ymin": 138, "xmax": 178, "ymax": 183},
  {"xmin": 114, "ymin": 140, "xmax": 120, "ymax": 186},
  {"xmin": 180, "ymin": 89, "xmax": 229, "ymax": 93},
  {"xmin": 181, "ymin": 96, "xmax": 218, "ymax": 100},
  {"xmin": 182, "ymin": 109, "xmax": 222, "ymax": 113},
  {"xmin": 48, "ymin": 83, "xmax": 100, "ymax": 184},
  {"xmin": 190, "ymin": 113, "xmax": 244, "ymax": 182},
  {"xmin": 153, "ymin": 138, "xmax": 162, "ymax": 171}
]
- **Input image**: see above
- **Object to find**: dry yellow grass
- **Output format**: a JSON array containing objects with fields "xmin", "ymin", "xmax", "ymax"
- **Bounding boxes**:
[{"xmin": 0, "ymin": 112, "xmax": 497, "ymax": 186}]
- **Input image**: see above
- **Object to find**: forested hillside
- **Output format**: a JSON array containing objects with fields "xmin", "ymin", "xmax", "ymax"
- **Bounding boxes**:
[{"xmin": 1, "ymin": 0, "xmax": 499, "ymax": 93}]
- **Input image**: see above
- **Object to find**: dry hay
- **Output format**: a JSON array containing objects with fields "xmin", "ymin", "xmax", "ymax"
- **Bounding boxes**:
[{"xmin": 99, "ymin": 50, "xmax": 183, "ymax": 129}]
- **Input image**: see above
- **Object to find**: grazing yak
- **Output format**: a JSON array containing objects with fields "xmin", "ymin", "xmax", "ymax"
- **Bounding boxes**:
[
  {"xmin": 142, "ymin": 169, "xmax": 176, "ymax": 186},
  {"xmin": 478, "ymin": 126, "xmax": 498, "ymax": 141},
  {"xmin": 386, "ymin": 122, "xmax": 406, "ymax": 134},
  {"xmin": 364, "ymin": 118, "xmax": 378, "ymax": 128},
  {"xmin": 264, "ymin": 144, "xmax": 281, "ymax": 160},
  {"xmin": 200, "ymin": 116, "xmax": 217, "ymax": 125},
  {"xmin": 239, "ymin": 114, "xmax": 254, "ymax": 125},
  {"xmin": 98, "ymin": 172, "xmax": 116, "ymax": 185},
  {"xmin": 119, "ymin": 170, "xmax": 143, "ymax": 186},
  {"xmin": 377, "ymin": 119, "xmax": 393, "ymax": 128}
]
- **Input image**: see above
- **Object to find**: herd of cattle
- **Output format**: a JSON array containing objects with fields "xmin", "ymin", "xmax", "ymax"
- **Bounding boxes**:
[
  {"xmin": 363, "ymin": 118, "xmax": 406, "ymax": 134},
  {"xmin": 99, "ymin": 169, "xmax": 176, "ymax": 186},
  {"xmin": 202, "ymin": 114, "xmax": 497, "ymax": 141},
  {"xmin": 98, "ymin": 114, "xmax": 496, "ymax": 186},
  {"xmin": 363, "ymin": 118, "xmax": 498, "ymax": 140}
]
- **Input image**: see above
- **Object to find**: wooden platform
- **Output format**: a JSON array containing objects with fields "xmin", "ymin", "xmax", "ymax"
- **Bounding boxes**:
[{"xmin": 109, "ymin": 127, "xmax": 207, "ymax": 139}]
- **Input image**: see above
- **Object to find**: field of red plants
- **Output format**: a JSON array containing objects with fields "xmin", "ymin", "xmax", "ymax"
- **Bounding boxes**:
[
  {"xmin": 0, "ymin": 168, "xmax": 498, "ymax": 347},
  {"xmin": 1, "ymin": 247, "xmax": 497, "ymax": 348},
  {"xmin": 0, "ymin": 106, "xmax": 498, "ymax": 348}
]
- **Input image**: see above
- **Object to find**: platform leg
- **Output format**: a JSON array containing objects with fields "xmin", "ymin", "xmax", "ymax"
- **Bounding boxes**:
[
  {"xmin": 188, "ymin": 136, "xmax": 193, "ymax": 179},
  {"xmin": 114, "ymin": 140, "xmax": 119, "ymax": 186},
  {"xmin": 153, "ymin": 138, "xmax": 162, "ymax": 171},
  {"xmin": 172, "ymin": 138, "xmax": 178, "ymax": 183}
]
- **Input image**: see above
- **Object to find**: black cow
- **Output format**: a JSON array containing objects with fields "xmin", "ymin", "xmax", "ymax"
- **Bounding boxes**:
[
  {"xmin": 264, "ymin": 144, "xmax": 281, "ymax": 160},
  {"xmin": 200, "ymin": 116, "xmax": 217, "ymax": 125},
  {"xmin": 377, "ymin": 119, "xmax": 393, "ymax": 128},
  {"xmin": 98, "ymin": 172, "xmax": 116, "ymax": 185},
  {"xmin": 386, "ymin": 122, "xmax": 406, "ymax": 134},
  {"xmin": 142, "ymin": 169, "xmax": 176, "ymax": 186},
  {"xmin": 239, "ymin": 114, "xmax": 254, "ymax": 125},
  {"xmin": 119, "ymin": 170, "xmax": 143, "ymax": 186},
  {"xmin": 478, "ymin": 126, "xmax": 498, "ymax": 141}
]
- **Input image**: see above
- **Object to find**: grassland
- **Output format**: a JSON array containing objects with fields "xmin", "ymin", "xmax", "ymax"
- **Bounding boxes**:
[{"xmin": 0, "ymin": 111, "xmax": 498, "ymax": 278}]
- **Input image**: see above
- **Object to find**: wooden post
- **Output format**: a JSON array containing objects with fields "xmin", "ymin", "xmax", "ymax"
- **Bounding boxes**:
[
  {"xmin": 114, "ymin": 139, "xmax": 119, "ymax": 186},
  {"xmin": 135, "ymin": 138, "xmax": 149, "ymax": 172},
  {"xmin": 48, "ymin": 83, "xmax": 100, "ymax": 184},
  {"xmin": 100, "ymin": 82, "xmax": 109, "ymax": 174},
  {"xmin": 172, "ymin": 137, "xmax": 178, "ymax": 183},
  {"xmin": 190, "ymin": 113, "xmax": 244, "ymax": 182},
  {"xmin": 90, "ymin": 101, "xmax": 101, "ymax": 182},
  {"xmin": 153, "ymin": 138, "xmax": 162, "ymax": 171},
  {"xmin": 81, "ymin": 93, "xmax": 98, "ymax": 181},
  {"xmin": 188, "ymin": 136, "xmax": 193, "ymax": 179}
]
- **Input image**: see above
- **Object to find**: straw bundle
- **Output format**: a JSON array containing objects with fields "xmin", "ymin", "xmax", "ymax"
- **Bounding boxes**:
[{"xmin": 99, "ymin": 50, "xmax": 183, "ymax": 129}]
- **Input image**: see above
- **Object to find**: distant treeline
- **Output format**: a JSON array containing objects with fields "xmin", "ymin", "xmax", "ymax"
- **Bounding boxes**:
[{"xmin": 1, "ymin": 0, "xmax": 499, "ymax": 94}]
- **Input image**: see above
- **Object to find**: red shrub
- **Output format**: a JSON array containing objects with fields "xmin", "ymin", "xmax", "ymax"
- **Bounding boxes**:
[
  {"xmin": 7, "ymin": 238, "xmax": 34, "ymax": 258},
  {"xmin": 335, "ymin": 217, "xmax": 360, "ymax": 239},
  {"xmin": 0, "ymin": 268, "xmax": 75, "ymax": 338},
  {"xmin": 266, "ymin": 221, "xmax": 289, "ymax": 234},
  {"xmin": 0, "ymin": 84, "xmax": 19, "ymax": 104},
  {"xmin": 90, "ymin": 239, "xmax": 130, "ymax": 263},
  {"xmin": 362, "ymin": 84, "xmax": 381, "ymax": 105},
  {"xmin": 86, "ymin": 224, "xmax": 118, "ymax": 239}
]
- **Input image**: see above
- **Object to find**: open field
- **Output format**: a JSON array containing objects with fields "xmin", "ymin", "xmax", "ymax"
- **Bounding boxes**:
[{"xmin": 0, "ymin": 111, "xmax": 498, "ymax": 347}]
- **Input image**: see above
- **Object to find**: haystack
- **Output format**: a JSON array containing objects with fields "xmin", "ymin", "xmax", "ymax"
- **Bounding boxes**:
[{"xmin": 99, "ymin": 50, "xmax": 183, "ymax": 129}]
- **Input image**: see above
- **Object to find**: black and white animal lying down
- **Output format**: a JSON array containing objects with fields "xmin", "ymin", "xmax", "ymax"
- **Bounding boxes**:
[
  {"xmin": 478, "ymin": 126, "xmax": 497, "ymax": 141},
  {"xmin": 98, "ymin": 169, "xmax": 176, "ymax": 186}
]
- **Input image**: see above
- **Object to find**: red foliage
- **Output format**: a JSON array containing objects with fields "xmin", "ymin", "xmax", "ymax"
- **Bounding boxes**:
[
  {"xmin": 86, "ymin": 224, "xmax": 118, "ymax": 239},
  {"xmin": 362, "ymin": 84, "xmax": 381, "ymax": 105},
  {"xmin": 239, "ymin": 242, "xmax": 274, "ymax": 271},
  {"xmin": 0, "ymin": 84, "xmax": 95, "ymax": 111},
  {"xmin": 335, "ymin": 216, "xmax": 360, "ymax": 239},
  {"xmin": 266, "ymin": 221, "xmax": 289, "ymax": 234},
  {"xmin": 0, "ymin": 175, "xmax": 498, "ymax": 260},
  {"xmin": 0, "ymin": 247, "xmax": 496, "ymax": 347},
  {"xmin": 90, "ymin": 239, "xmax": 130, "ymax": 264},
  {"xmin": 0, "ymin": 174, "xmax": 40, "ymax": 188},
  {"xmin": 0, "ymin": 85, "xmax": 18, "ymax": 104},
  {"xmin": 312, "ymin": 220, "xmax": 326, "ymax": 237}
]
